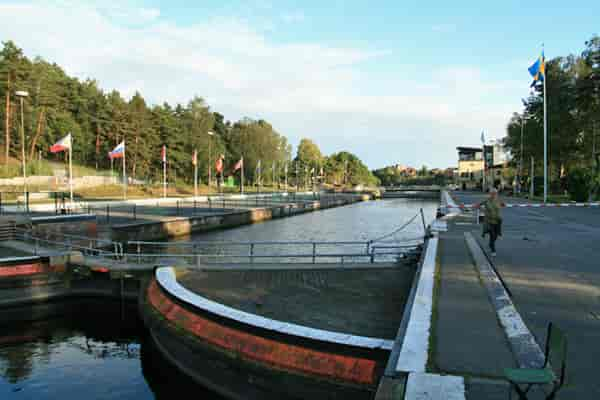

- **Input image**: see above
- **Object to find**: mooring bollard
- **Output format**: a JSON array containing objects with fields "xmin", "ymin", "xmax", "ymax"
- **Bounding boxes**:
[
  {"xmin": 177, "ymin": 200, "xmax": 180, "ymax": 215},
  {"xmin": 250, "ymin": 243, "xmax": 255, "ymax": 264},
  {"xmin": 312, "ymin": 243, "xmax": 317, "ymax": 264}
]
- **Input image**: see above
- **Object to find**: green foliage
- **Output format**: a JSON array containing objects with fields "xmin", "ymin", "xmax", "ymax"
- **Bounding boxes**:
[
  {"xmin": 372, "ymin": 165, "xmax": 449, "ymax": 186},
  {"xmin": 0, "ymin": 41, "xmax": 375, "ymax": 189},
  {"xmin": 504, "ymin": 35, "xmax": 600, "ymax": 193},
  {"xmin": 566, "ymin": 167, "xmax": 592, "ymax": 201},
  {"xmin": 324, "ymin": 151, "xmax": 379, "ymax": 187},
  {"xmin": 295, "ymin": 138, "xmax": 323, "ymax": 166},
  {"xmin": 0, "ymin": 159, "xmax": 53, "ymax": 178}
]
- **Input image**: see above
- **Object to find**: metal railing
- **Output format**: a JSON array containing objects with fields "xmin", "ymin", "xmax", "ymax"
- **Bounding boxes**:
[
  {"xmin": 122, "ymin": 239, "xmax": 421, "ymax": 265},
  {"xmin": 10, "ymin": 207, "xmax": 427, "ymax": 266},
  {"xmin": 125, "ymin": 225, "xmax": 424, "ymax": 264},
  {"xmin": 15, "ymin": 227, "xmax": 122, "ymax": 257}
]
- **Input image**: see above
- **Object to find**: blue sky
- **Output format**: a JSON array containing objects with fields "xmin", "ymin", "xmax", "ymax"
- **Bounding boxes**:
[{"xmin": 1, "ymin": 0, "xmax": 599, "ymax": 168}]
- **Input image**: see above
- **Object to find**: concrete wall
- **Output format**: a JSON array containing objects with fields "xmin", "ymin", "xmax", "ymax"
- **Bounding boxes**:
[
  {"xmin": 0, "ymin": 175, "xmax": 119, "ymax": 188},
  {"xmin": 111, "ymin": 197, "xmax": 360, "ymax": 242}
]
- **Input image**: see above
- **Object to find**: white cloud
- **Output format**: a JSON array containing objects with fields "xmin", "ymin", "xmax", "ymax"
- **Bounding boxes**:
[{"xmin": 0, "ymin": 1, "xmax": 521, "ymax": 168}]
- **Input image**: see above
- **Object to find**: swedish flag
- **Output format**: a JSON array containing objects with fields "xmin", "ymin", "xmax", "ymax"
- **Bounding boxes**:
[{"xmin": 528, "ymin": 52, "xmax": 545, "ymax": 87}]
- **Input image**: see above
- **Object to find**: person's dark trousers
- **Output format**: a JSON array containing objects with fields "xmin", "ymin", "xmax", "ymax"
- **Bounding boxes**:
[{"xmin": 488, "ymin": 223, "xmax": 501, "ymax": 252}]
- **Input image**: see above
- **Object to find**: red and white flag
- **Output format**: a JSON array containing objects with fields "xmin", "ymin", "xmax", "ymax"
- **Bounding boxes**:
[
  {"xmin": 50, "ymin": 133, "xmax": 72, "ymax": 153},
  {"xmin": 161, "ymin": 145, "xmax": 167, "ymax": 163},
  {"xmin": 215, "ymin": 154, "xmax": 224, "ymax": 173},
  {"xmin": 233, "ymin": 157, "xmax": 243, "ymax": 172},
  {"xmin": 192, "ymin": 149, "xmax": 197, "ymax": 166}
]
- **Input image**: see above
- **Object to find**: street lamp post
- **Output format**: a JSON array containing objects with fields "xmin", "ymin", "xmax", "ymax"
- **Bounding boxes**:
[
  {"xmin": 519, "ymin": 114, "xmax": 525, "ymax": 193},
  {"xmin": 207, "ymin": 130, "xmax": 214, "ymax": 189},
  {"xmin": 15, "ymin": 90, "xmax": 28, "ymax": 205}
]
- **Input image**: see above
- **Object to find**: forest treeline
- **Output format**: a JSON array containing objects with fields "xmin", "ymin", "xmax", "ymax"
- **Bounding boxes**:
[{"xmin": 0, "ymin": 41, "xmax": 378, "ymax": 187}]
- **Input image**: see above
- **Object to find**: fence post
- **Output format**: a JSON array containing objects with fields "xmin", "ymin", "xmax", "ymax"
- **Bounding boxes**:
[
  {"xmin": 420, "ymin": 208, "xmax": 427, "ymax": 234},
  {"xmin": 0, "ymin": 192, "xmax": 2, "ymax": 215},
  {"xmin": 250, "ymin": 243, "xmax": 254, "ymax": 264},
  {"xmin": 133, "ymin": 204, "xmax": 137, "ymax": 220},
  {"xmin": 106, "ymin": 205, "xmax": 110, "ymax": 223},
  {"xmin": 137, "ymin": 242, "xmax": 141, "ymax": 264},
  {"xmin": 26, "ymin": 192, "xmax": 30, "ymax": 213},
  {"xmin": 193, "ymin": 200, "xmax": 197, "ymax": 215},
  {"xmin": 177, "ymin": 200, "xmax": 180, "ymax": 215},
  {"xmin": 312, "ymin": 243, "xmax": 316, "ymax": 264}
]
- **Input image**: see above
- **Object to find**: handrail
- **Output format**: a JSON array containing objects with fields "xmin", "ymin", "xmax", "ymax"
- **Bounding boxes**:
[
  {"xmin": 130, "ymin": 239, "xmax": 372, "ymax": 247},
  {"xmin": 370, "ymin": 211, "xmax": 422, "ymax": 243}
]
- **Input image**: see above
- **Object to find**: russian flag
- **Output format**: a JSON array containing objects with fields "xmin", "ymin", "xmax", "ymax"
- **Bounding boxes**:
[
  {"xmin": 50, "ymin": 133, "xmax": 72, "ymax": 153},
  {"xmin": 108, "ymin": 141, "xmax": 125, "ymax": 159}
]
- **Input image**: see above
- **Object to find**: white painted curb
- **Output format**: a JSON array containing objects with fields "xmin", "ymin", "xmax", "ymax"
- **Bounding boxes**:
[
  {"xmin": 396, "ymin": 237, "xmax": 438, "ymax": 373},
  {"xmin": 405, "ymin": 372, "xmax": 465, "ymax": 400}
]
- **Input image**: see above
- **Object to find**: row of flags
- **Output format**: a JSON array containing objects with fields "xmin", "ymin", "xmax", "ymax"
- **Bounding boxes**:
[{"xmin": 50, "ymin": 136, "xmax": 323, "ymax": 178}]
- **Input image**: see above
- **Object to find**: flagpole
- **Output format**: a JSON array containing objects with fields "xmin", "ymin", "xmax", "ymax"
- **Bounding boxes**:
[
  {"xmin": 68, "ymin": 138, "xmax": 73, "ymax": 208},
  {"xmin": 163, "ymin": 151, "xmax": 167, "ymax": 199},
  {"xmin": 241, "ymin": 158, "xmax": 244, "ymax": 194},
  {"xmin": 285, "ymin": 163, "xmax": 288, "ymax": 192},
  {"xmin": 543, "ymin": 66, "xmax": 548, "ymax": 203},
  {"xmin": 194, "ymin": 149, "xmax": 198, "ymax": 198},
  {"xmin": 123, "ymin": 143, "xmax": 127, "ymax": 200}
]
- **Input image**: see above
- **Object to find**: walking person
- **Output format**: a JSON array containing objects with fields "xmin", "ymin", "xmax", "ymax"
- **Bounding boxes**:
[{"xmin": 478, "ymin": 188, "xmax": 502, "ymax": 257}]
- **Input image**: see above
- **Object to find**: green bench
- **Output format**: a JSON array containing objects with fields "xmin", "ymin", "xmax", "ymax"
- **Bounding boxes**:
[{"xmin": 504, "ymin": 323, "xmax": 567, "ymax": 399}]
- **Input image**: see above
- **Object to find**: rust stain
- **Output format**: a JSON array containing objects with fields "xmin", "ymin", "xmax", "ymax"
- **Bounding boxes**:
[{"xmin": 147, "ymin": 280, "xmax": 377, "ymax": 385}]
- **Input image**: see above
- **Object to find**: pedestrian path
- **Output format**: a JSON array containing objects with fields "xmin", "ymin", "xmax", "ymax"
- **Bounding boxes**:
[{"xmin": 433, "ymin": 220, "xmax": 514, "ymax": 399}]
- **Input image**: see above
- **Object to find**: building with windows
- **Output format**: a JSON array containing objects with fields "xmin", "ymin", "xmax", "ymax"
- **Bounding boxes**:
[{"xmin": 456, "ymin": 147, "xmax": 484, "ymax": 189}]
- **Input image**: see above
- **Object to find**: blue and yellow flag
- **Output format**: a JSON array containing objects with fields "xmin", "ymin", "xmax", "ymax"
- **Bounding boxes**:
[{"xmin": 528, "ymin": 52, "xmax": 545, "ymax": 87}]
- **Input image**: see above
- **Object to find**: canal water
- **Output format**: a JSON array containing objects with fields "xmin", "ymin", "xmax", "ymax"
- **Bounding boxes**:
[
  {"xmin": 187, "ymin": 198, "xmax": 439, "ymax": 243},
  {"xmin": 1, "ymin": 197, "xmax": 438, "ymax": 399},
  {"xmin": 0, "ymin": 300, "xmax": 225, "ymax": 400}
]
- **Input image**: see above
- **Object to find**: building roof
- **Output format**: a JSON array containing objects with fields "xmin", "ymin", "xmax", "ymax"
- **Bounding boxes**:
[{"xmin": 456, "ymin": 146, "xmax": 482, "ymax": 152}]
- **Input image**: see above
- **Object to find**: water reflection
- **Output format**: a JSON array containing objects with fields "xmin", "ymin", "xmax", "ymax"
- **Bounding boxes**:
[{"xmin": 0, "ymin": 300, "xmax": 224, "ymax": 400}]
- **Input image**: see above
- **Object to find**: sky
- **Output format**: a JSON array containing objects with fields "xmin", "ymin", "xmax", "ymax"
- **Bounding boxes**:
[{"xmin": 0, "ymin": 0, "xmax": 599, "ymax": 169}]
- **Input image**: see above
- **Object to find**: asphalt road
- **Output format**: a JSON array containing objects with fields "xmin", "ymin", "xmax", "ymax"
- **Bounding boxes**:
[{"xmin": 452, "ymin": 191, "xmax": 600, "ymax": 399}]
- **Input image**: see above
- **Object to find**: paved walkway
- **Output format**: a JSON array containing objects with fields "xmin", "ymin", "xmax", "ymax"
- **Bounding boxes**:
[{"xmin": 434, "ymin": 191, "xmax": 600, "ymax": 399}]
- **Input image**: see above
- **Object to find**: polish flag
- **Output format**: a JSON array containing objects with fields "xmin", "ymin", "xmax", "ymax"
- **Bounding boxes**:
[
  {"xmin": 233, "ymin": 157, "xmax": 243, "ymax": 172},
  {"xmin": 50, "ymin": 133, "xmax": 72, "ymax": 153},
  {"xmin": 161, "ymin": 145, "xmax": 167, "ymax": 163}
]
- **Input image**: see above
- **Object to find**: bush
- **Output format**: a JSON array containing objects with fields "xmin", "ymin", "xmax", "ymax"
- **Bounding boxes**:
[
  {"xmin": 0, "ymin": 160, "xmax": 53, "ymax": 178},
  {"xmin": 566, "ymin": 167, "xmax": 592, "ymax": 202}
]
